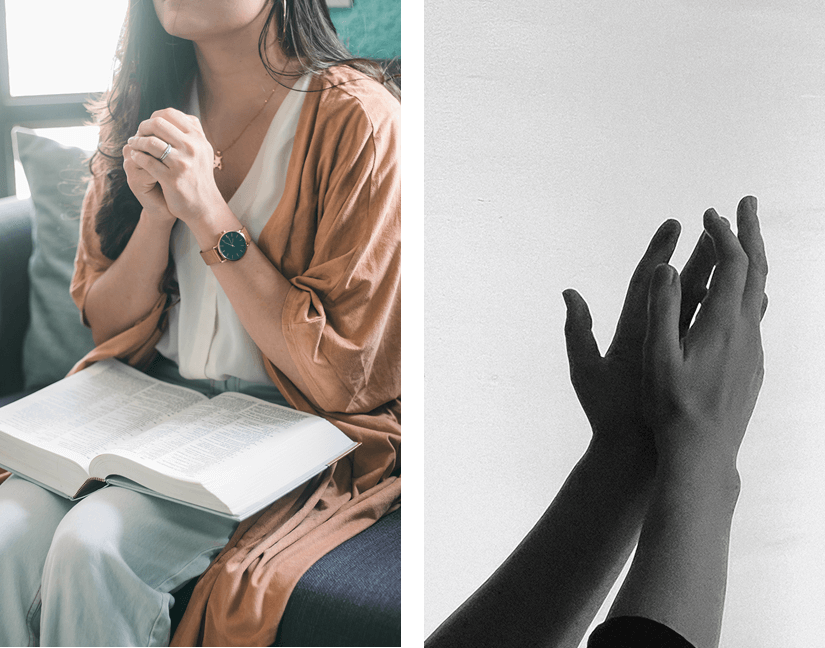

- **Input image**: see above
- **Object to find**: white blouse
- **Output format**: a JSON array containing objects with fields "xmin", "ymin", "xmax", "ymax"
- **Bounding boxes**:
[{"xmin": 155, "ymin": 74, "xmax": 311, "ymax": 383}]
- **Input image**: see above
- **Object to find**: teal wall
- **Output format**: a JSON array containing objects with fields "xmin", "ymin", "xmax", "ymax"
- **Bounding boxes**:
[{"xmin": 330, "ymin": 0, "xmax": 400, "ymax": 59}]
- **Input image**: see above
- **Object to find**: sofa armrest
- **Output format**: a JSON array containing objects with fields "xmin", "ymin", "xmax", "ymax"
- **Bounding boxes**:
[{"xmin": 0, "ymin": 196, "xmax": 34, "ymax": 397}]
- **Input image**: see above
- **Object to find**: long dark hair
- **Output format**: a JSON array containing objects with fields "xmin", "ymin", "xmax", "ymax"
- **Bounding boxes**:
[{"xmin": 90, "ymin": 0, "xmax": 399, "ymax": 262}]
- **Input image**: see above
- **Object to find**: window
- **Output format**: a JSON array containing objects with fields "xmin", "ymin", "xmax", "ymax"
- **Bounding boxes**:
[
  {"xmin": 6, "ymin": 0, "xmax": 127, "ymax": 97},
  {"xmin": 0, "ymin": 1, "xmax": 127, "ymax": 197}
]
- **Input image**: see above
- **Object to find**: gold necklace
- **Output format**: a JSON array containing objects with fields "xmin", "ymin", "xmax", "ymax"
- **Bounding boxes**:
[{"xmin": 201, "ymin": 85, "xmax": 278, "ymax": 171}]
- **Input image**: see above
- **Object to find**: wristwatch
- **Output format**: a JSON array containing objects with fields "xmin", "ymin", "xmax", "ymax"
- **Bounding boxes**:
[{"xmin": 200, "ymin": 227, "xmax": 251, "ymax": 265}]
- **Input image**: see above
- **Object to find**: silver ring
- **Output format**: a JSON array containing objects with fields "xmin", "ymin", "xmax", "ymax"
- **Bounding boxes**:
[{"xmin": 159, "ymin": 142, "xmax": 172, "ymax": 162}]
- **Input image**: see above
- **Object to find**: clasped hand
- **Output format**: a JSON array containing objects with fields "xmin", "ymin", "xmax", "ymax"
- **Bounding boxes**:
[
  {"xmin": 565, "ymin": 196, "xmax": 767, "ymax": 470},
  {"xmin": 122, "ymin": 107, "xmax": 224, "ymax": 226}
]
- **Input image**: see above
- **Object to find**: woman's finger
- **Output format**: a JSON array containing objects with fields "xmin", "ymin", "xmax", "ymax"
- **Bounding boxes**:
[
  {"xmin": 128, "ymin": 135, "xmax": 174, "ymax": 163},
  {"xmin": 701, "ymin": 208, "xmax": 749, "ymax": 319},
  {"xmin": 185, "ymin": 112, "xmax": 205, "ymax": 134},
  {"xmin": 563, "ymin": 289, "xmax": 601, "ymax": 367},
  {"xmin": 736, "ymin": 196, "xmax": 769, "ymax": 317},
  {"xmin": 149, "ymin": 107, "xmax": 197, "ymax": 134},
  {"xmin": 612, "ymin": 219, "xmax": 681, "ymax": 350},
  {"xmin": 135, "ymin": 115, "xmax": 187, "ymax": 150},
  {"xmin": 678, "ymin": 230, "xmax": 715, "ymax": 337},
  {"xmin": 129, "ymin": 149, "xmax": 169, "ymax": 181},
  {"xmin": 644, "ymin": 263, "xmax": 682, "ymax": 372},
  {"xmin": 122, "ymin": 144, "xmax": 146, "ymax": 174}
]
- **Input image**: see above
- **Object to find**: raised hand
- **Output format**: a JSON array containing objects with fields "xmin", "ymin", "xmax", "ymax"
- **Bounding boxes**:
[
  {"xmin": 563, "ymin": 219, "xmax": 716, "ymax": 454},
  {"xmin": 606, "ymin": 196, "xmax": 768, "ymax": 648},
  {"xmin": 643, "ymin": 196, "xmax": 768, "ymax": 469},
  {"xmin": 122, "ymin": 140, "xmax": 176, "ymax": 226},
  {"xmin": 126, "ymin": 108, "xmax": 224, "ymax": 226},
  {"xmin": 427, "ymin": 208, "xmax": 747, "ymax": 648}
]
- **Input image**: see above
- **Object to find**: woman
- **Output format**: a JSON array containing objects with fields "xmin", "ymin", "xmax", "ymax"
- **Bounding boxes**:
[
  {"xmin": 426, "ymin": 198, "xmax": 767, "ymax": 648},
  {"xmin": 0, "ymin": 0, "xmax": 400, "ymax": 645}
]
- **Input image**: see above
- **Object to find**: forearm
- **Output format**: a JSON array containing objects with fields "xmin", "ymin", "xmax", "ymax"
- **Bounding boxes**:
[
  {"xmin": 84, "ymin": 210, "xmax": 175, "ymax": 345},
  {"xmin": 427, "ymin": 438, "xmax": 655, "ymax": 648},
  {"xmin": 187, "ymin": 205, "xmax": 312, "ymax": 397},
  {"xmin": 607, "ymin": 447, "xmax": 741, "ymax": 648}
]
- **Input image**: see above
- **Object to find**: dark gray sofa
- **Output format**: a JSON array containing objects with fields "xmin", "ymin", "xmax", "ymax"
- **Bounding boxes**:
[{"xmin": 0, "ymin": 194, "xmax": 400, "ymax": 646}]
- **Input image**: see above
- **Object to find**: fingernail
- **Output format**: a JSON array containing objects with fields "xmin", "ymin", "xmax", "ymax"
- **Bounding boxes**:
[
  {"xmin": 127, "ymin": 136, "xmax": 135, "ymax": 144},
  {"xmin": 745, "ymin": 195, "xmax": 757, "ymax": 211},
  {"xmin": 562, "ymin": 290, "xmax": 572, "ymax": 308}
]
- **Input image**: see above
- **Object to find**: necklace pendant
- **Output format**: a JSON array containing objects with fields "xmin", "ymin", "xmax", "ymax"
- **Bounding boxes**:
[{"xmin": 213, "ymin": 151, "xmax": 223, "ymax": 171}]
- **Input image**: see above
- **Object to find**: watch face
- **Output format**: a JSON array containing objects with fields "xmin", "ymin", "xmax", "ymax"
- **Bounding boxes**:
[{"xmin": 218, "ymin": 230, "xmax": 248, "ymax": 261}]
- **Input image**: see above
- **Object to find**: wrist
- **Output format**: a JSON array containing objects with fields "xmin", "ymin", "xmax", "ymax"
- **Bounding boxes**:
[
  {"xmin": 586, "ymin": 435, "xmax": 657, "ymax": 483},
  {"xmin": 656, "ymin": 447, "xmax": 741, "ymax": 511},
  {"xmin": 140, "ymin": 208, "xmax": 176, "ymax": 231},
  {"xmin": 590, "ymin": 422, "xmax": 656, "ymax": 463},
  {"xmin": 188, "ymin": 202, "xmax": 243, "ymax": 252},
  {"xmin": 655, "ymin": 415, "xmax": 742, "ymax": 467}
]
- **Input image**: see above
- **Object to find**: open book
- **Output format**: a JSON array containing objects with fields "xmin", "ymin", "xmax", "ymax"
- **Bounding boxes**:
[{"xmin": 0, "ymin": 359, "xmax": 357, "ymax": 520}]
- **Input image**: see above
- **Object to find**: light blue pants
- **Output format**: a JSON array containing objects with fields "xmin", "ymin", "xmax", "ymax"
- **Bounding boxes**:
[{"xmin": 0, "ymin": 356, "xmax": 287, "ymax": 646}]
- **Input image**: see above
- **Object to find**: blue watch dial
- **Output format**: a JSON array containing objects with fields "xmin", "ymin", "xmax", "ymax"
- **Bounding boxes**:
[{"xmin": 218, "ymin": 230, "xmax": 248, "ymax": 261}]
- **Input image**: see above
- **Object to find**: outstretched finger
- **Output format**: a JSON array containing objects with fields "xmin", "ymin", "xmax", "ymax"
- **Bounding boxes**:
[
  {"xmin": 679, "ymin": 230, "xmax": 715, "ymax": 337},
  {"xmin": 644, "ymin": 264, "xmax": 682, "ymax": 373},
  {"xmin": 736, "ymin": 196, "xmax": 769, "ymax": 317},
  {"xmin": 701, "ymin": 208, "xmax": 749, "ymax": 318},
  {"xmin": 612, "ymin": 219, "xmax": 681, "ymax": 351},
  {"xmin": 563, "ymin": 289, "xmax": 601, "ymax": 371}
]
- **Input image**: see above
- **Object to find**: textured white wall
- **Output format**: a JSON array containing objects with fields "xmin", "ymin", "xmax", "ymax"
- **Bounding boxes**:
[{"xmin": 424, "ymin": 1, "xmax": 825, "ymax": 645}]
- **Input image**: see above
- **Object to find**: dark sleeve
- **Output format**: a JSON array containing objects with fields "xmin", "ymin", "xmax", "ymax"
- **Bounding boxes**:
[{"xmin": 587, "ymin": 616, "xmax": 696, "ymax": 648}]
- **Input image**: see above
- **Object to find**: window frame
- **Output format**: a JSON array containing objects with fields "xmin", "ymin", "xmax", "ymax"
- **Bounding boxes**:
[{"xmin": 0, "ymin": 1, "xmax": 96, "ymax": 198}]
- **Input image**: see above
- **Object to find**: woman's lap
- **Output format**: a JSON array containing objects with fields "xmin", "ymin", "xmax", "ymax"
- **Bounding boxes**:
[
  {"xmin": 0, "ymin": 355, "xmax": 279, "ymax": 644},
  {"xmin": 46, "ymin": 479, "xmax": 238, "ymax": 589},
  {"xmin": 0, "ymin": 474, "xmax": 238, "ymax": 646}
]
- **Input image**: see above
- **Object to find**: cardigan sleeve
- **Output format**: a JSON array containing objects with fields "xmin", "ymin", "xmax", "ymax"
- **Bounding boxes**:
[
  {"xmin": 276, "ymin": 84, "xmax": 401, "ymax": 415},
  {"xmin": 68, "ymin": 163, "xmax": 166, "ymax": 372}
]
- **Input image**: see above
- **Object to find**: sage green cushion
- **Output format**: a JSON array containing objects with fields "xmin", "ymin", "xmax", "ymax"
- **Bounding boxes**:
[{"xmin": 13, "ymin": 128, "xmax": 95, "ymax": 391}]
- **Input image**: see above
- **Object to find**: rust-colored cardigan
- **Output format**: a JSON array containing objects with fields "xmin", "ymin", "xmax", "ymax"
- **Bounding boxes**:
[{"xmin": 63, "ymin": 66, "xmax": 399, "ymax": 645}]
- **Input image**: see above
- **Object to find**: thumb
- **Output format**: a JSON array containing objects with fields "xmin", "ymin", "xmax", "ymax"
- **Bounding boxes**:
[
  {"xmin": 563, "ymin": 289, "xmax": 600, "ymax": 367},
  {"xmin": 644, "ymin": 264, "xmax": 681, "ymax": 373}
]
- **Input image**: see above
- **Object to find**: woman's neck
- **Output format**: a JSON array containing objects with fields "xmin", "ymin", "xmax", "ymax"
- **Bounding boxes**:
[{"xmin": 194, "ymin": 38, "xmax": 294, "ymax": 111}]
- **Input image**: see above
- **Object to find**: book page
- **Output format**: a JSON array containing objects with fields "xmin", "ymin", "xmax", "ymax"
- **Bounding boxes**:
[
  {"xmin": 89, "ymin": 392, "xmax": 357, "ymax": 518},
  {"xmin": 111, "ymin": 392, "xmax": 314, "ymax": 479},
  {"xmin": 0, "ymin": 360, "xmax": 205, "ymax": 465}
]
